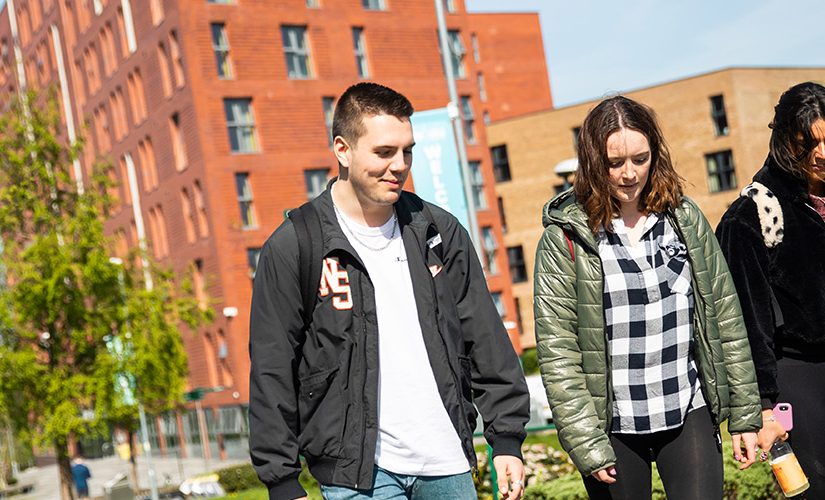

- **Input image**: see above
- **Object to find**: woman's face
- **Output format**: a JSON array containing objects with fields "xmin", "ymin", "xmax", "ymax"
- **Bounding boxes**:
[
  {"xmin": 804, "ymin": 118, "xmax": 825, "ymax": 192},
  {"xmin": 606, "ymin": 128, "xmax": 652, "ymax": 210}
]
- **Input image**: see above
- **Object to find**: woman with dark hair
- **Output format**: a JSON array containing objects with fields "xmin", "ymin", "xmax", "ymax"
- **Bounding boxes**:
[
  {"xmin": 717, "ymin": 81, "xmax": 825, "ymax": 498},
  {"xmin": 533, "ymin": 95, "xmax": 762, "ymax": 499}
]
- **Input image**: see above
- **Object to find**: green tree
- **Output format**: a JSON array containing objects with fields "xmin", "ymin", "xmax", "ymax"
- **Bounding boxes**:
[{"xmin": 0, "ymin": 90, "xmax": 211, "ymax": 499}]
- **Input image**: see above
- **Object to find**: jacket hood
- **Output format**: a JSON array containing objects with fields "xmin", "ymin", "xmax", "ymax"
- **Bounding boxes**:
[
  {"xmin": 754, "ymin": 157, "xmax": 810, "ymax": 202},
  {"xmin": 542, "ymin": 188, "xmax": 598, "ymax": 251}
]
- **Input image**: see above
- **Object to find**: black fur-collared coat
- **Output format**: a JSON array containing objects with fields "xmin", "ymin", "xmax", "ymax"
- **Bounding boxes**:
[{"xmin": 716, "ymin": 159, "xmax": 825, "ymax": 407}]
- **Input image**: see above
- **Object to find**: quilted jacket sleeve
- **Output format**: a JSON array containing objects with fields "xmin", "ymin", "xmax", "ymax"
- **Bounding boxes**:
[
  {"xmin": 533, "ymin": 225, "xmax": 616, "ymax": 476},
  {"xmin": 693, "ymin": 203, "xmax": 762, "ymax": 433}
]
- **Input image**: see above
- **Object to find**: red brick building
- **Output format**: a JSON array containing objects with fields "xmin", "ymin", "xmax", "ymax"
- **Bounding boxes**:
[{"xmin": 0, "ymin": 0, "xmax": 550, "ymax": 460}]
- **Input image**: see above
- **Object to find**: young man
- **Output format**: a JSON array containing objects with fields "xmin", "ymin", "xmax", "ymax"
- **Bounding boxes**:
[{"xmin": 249, "ymin": 82, "xmax": 529, "ymax": 500}]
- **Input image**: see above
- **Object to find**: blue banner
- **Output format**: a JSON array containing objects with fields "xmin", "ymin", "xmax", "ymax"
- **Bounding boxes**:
[{"xmin": 410, "ymin": 108, "xmax": 470, "ymax": 231}]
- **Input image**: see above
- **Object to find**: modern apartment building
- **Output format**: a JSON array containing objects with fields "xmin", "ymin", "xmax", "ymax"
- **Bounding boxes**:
[
  {"xmin": 0, "ymin": 0, "xmax": 551, "ymax": 460},
  {"xmin": 485, "ymin": 66, "xmax": 825, "ymax": 349}
]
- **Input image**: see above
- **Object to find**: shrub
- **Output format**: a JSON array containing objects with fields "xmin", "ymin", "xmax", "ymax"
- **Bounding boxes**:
[
  {"xmin": 520, "ymin": 348, "xmax": 540, "ymax": 375},
  {"xmin": 215, "ymin": 464, "xmax": 263, "ymax": 493}
]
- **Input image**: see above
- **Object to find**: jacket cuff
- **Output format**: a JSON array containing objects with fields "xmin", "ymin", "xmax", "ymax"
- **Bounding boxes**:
[
  {"xmin": 267, "ymin": 475, "xmax": 306, "ymax": 500},
  {"xmin": 761, "ymin": 397, "xmax": 777, "ymax": 410},
  {"xmin": 490, "ymin": 434, "xmax": 524, "ymax": 461}
]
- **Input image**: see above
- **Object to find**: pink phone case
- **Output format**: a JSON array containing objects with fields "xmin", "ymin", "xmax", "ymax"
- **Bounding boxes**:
[{"xmin": 773, "ymin": 402, "xmax": 793, "ymax": 431}]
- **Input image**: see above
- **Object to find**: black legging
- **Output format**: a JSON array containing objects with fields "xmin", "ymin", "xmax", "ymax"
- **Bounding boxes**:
[
  {"xmin": 777, "ymin": 355, "xmax": 825, "ymax": 500},
  {"xmin": 583, "ymin": 407, "xmax": 722, "ymax": 500}
]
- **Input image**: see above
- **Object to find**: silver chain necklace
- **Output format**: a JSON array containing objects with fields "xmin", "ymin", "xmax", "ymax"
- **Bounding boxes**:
[{"xmin": 333, "ymin": 203, "xmax": 398, "ymax": 252}]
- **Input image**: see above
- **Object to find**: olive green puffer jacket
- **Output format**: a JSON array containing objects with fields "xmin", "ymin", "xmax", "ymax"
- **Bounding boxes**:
[{"xmin": 533, "ymin": 191, "xmax": 761, "ymax": 476}]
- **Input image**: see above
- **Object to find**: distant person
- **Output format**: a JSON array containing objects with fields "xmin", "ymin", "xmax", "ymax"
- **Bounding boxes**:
[
  {"xmin": 71, "ymin": 456, "xmax": 91, "ymax": 500},
  {"xmin": 249, "ymin": 82, "xmax": 530, "ymax": 500},
  {"xmin": 717, "ymin": 81, "xmax": 825, "ymax": 499},
  {"xmin": 533, "ymin": 95, "xmax": 762, "ymax": 499}
]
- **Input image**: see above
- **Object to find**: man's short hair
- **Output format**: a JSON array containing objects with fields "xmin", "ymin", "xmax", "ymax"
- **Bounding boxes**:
[{"xmin": 332, "ymin": 82, "xmax": 414, "ymax": 145}]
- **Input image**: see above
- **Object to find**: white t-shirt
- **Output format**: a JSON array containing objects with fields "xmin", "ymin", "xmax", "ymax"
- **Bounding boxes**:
[{"xmin": 335, "ymin": 207, "xmax": 469, "ymax": 476}]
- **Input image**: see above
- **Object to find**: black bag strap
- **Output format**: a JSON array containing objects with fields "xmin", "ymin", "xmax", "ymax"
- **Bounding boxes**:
[
  {"xmin": 420, "ymin": 202, "xmax": 443, "ymax": 262},
  {"xmin": 288, "ymin": 202, "xmax": 324, "ymax": 330}
]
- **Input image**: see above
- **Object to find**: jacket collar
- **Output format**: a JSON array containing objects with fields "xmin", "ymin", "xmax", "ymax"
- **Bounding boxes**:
[
  {"xmin": 311, "ymin": 178, "xmax": 432, "ymax": 258},
  {"xmin": 753, "ymin": 157, "xmax": 810, "ymax": 203}
]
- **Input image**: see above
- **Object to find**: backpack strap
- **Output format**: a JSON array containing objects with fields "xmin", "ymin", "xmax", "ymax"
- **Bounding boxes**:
[
  {"xmin": 562, "ymin": 229, "xmax": 575, "ymax": 262},
  {"xmin": 420, "ymin": 202, "xmax": 443, "ymax": 262},
  {"xmin": 288, "ymin": 202, "xmax": 324, "ymax": 330}
]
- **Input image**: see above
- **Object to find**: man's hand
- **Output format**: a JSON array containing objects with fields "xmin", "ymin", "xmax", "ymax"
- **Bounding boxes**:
[
  {"xmin": 493, "ymin": 455, "xmax": 525, "ymax": 500},
  {"xmin": 757, "ymin": 409, "xmax": 788, "ymax": 454},
  {"xmin": 590, "ymin": 466, "xmax": 617, "ymax": 484},
  {"xmin": 731, "ymin": 432, "xmax": 759, "ymax": 469}
]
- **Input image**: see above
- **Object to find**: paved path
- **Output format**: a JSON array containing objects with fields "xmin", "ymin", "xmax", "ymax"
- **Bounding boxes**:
[{"xmin": 14, "ymin": 454, "xmax": 248, "ymax": 500}]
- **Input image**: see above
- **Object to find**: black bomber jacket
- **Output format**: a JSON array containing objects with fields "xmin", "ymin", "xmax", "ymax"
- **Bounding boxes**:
[{"xmin": 249, "ymin": 186, "xmax": 529, "ymax": 499}]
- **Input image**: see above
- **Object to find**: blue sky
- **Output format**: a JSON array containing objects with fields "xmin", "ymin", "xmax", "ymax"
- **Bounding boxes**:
[{"xmin": 466, "ymin": 0, "xmax": 825, "ymax": 106}]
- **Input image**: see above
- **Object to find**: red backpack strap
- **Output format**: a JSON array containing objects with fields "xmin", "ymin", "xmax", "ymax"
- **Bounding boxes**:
[{"xmin": 562, "ymin": 229, "xmax": 575, "ymax": 262}]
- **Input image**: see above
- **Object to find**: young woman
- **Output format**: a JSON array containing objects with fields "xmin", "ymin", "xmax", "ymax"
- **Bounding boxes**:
[
  {"xmin": 533, "ymin": 96, "xmax": 761, "ymax": 499},
  {"xmin": 717, "ymin": 82, "xmax": 825, "ymax": 499}
]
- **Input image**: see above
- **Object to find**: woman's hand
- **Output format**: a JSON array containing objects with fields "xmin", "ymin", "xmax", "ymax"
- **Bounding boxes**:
[
  {"xmin": 757, "ymin": 409, "xmax": 789, "ymax": 457},
  {"xmin": 590, "ymin": 466, "xmax": 617, "ymax": 484},
  {"xmin": 731, "ymin": 432, "xmax": 759, "ymax": 469}
]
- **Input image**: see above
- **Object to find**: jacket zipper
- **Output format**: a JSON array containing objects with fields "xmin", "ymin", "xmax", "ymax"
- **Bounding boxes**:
[{"xmin": 666, "ymin": 211, "xmax": 722, "ymax": 427}]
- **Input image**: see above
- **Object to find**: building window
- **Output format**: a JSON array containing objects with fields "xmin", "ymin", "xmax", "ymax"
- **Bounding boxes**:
[
  {"xmin": 169, "ymin": 31, "xmax": 185, "ymax": 88},
  {"xmin": 127, "ymin": 70, "xmax": 148, "ymax": 124},
  {"xmin": 491, "ymin": 292, "xmax": 505, "ymax": 319},
  {"xmin": 207, "ymin": 0, "xmax": 235, "ymax": 3},
  {"xmin": 469, "ymin": 161, "xmax": 487, "ymax": 209},
  {"xmin": 471, "ymin": 33, "xmax": 480, "ymax": 63},
  {"xmin": 235, "ymin": 173, "xmax": 257, "ymax": 229},
  {"xmin": 491, "ymin": 145, "xmax": 511, "ymax": 182},
  {"xmin": 305, "ymin": 169, "xmax": 329, "ymax": 200},
  {"xmin": 483, "ymin": 111, "xmax": 490, "ymax": 125},
  {"xmin": 137, "ymin": 137, "xmax": 158, "ymax": 191},
  {"xmin": 150, "ymin": 0, "xmax": 164, "ymax": 26},
  {"xmin": 710, "ymin": 94, "xmax": 729, "ymax": 136},
  {"xmin": 281, "ymin": 26, "xmax": 311, "ymax": 79},
  {"xmin": 181, "ymin": 188, "xmax": 196, "ymax": 243},
  {"xmin": 322, "ymin": 97, "xmax": 335, "ymax": 147},
  {"xmin": 170, "ymin": 113, "xmax": 188, "ymax": 171},
  {"xmin": 482, "ymin": 227, "xmax": 498, "ymax": 275},
  {"xmin": 192, "ymin": 259, "xmax": 207, "ymax": 310},
  {"xmin": 157, "ymin": 43, "xmax": 173, "ymax": 98},
  {"xmin": 705, "ymin": 150, "xmax": 736, "ymax": 193},
  {"xmin": 497, "ymin": 196, "xmax": 507, "ymax": 233},
  {"xmin": 306, "ymin": 0, "xmax": 320, "ymax": 7},
  {"xmin": 247, "ymin": 248, "xmax": 262, "ymax": 278},
  {"xmin": 362, "ymin": 0, "xmax": 385, "ymax": 10},
  {"xmin": 224, "ymin": 98, "xmax": 258, "ymax": 153},
  {"xmin": 211, "ymin": 23, "xmax": 233, "ymax": 79},
  {"xmin": 460, "ymin": 95, "xmax": 475, "ymax": 144},
  {"xmin": 477, "ymin": 72, "xmax": 487, "ymax": 102},
  {"xmin": 352, "ymin": 28, "xmax": 369, "ymax": 78},
  {"xmin": 193, "ymin": 180, "xmax": 209, "ymax": 238},
  {"xmin": 447, "ymin": 30, "xmax": 466, "ymax": 79},
  {"xmin": 443, "ymin": 0, "xmax": 456, "ymax": 12},
  {"xmin": 507, "ymin": 246, "xmax": 527, "ymax": 283}
]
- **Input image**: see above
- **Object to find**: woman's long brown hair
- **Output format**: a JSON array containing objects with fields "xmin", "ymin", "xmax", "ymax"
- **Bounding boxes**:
[{"xmin": 573, "ymin": 96, "xmax": 684, "ymax": 233}]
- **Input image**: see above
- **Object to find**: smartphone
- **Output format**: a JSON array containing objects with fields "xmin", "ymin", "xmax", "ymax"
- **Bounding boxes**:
[{"xmin": 773, "ymin": 402, "xmax": 793, "ymax": 432}]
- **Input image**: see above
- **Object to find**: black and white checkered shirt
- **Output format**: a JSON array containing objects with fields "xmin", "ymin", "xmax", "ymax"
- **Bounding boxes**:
[{"xmin": 598, "ymin": 213, "xmax": 705, "ymax": 434}]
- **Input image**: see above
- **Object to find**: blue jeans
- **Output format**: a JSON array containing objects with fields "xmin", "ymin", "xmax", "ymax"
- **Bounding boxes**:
[{"xmin": 321, "ymin": 467, "xmax": 477, "ymax": 499}]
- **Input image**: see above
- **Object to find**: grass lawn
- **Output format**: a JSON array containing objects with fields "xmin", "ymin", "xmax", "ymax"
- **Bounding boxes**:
[{"xmin": 218, "ymin": 486, "xmax": 322, "ymax": 500}]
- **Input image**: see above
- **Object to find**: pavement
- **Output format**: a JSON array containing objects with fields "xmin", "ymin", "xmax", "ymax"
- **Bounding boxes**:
[{"xmin": 14, "ymin": 454, "xmax": 248, "ymax": 500}]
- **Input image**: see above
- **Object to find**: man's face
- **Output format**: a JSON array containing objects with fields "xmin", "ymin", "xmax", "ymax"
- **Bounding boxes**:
[
  {"xmin": 337, "ymin": 114, "xmax": 415, "ymax": 208},
  {"xmin": 805, "ymin": 118, "xmax": 825, "ymax": 187}
]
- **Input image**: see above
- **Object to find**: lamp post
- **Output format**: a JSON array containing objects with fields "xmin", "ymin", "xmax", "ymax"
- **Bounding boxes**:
[{"xmin": 109, "ymin": 257, "xmax": 160, "ymax": 500}]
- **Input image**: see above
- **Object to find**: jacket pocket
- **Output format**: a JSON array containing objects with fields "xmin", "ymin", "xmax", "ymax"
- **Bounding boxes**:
[
  {"xmin": 298, "ymin": 366, "xmax": 343, "ymax": 458},
  {"xmin": 458, "ymin": 355, "xmax": 478, "ymax": 430}
]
